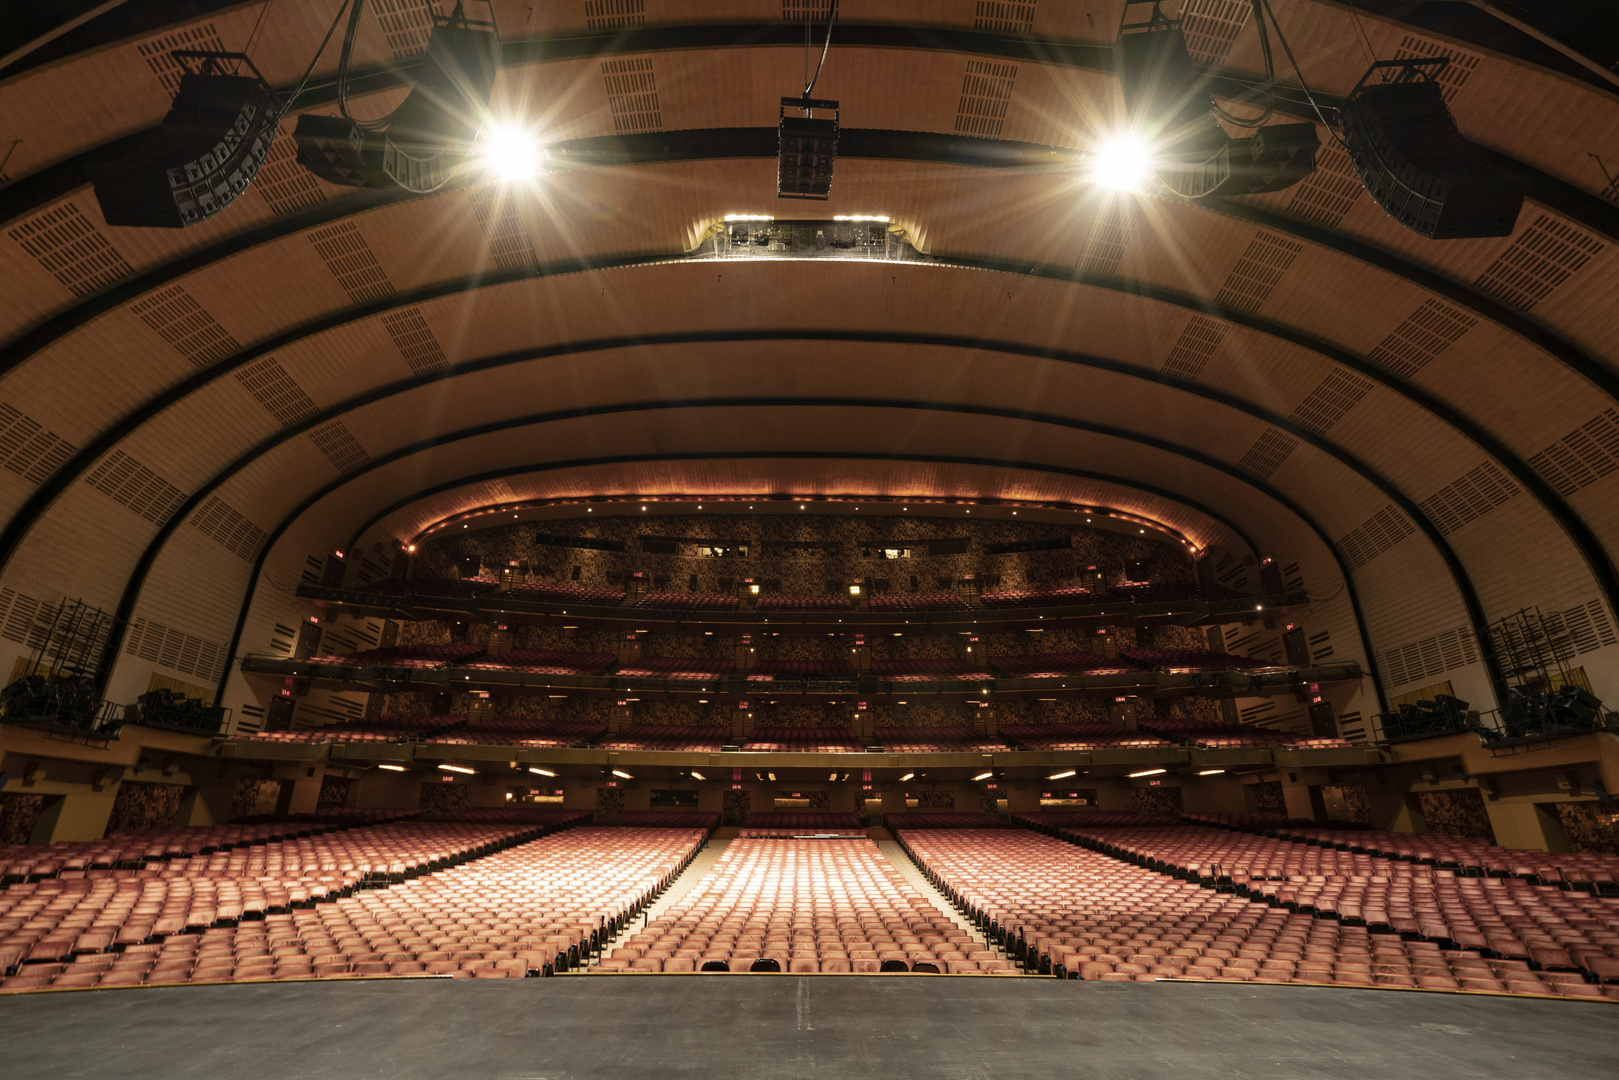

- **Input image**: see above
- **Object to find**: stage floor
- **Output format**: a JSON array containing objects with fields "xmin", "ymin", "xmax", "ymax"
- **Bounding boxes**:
[{"xmin": 4, "ymin": 976, "xmax": 1614, "ymax": 1079}]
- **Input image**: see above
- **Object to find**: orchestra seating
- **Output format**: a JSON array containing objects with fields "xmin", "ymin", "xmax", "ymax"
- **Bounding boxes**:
[
  {"xmin": 245, "ymin": 717, "xmax": 460, "ymax": 744},
  {"xmin": 747, "ymin": 659, "xmax": 856, "ymax": 678},
  {"xmin": 1120, "ymin": 648, "xmax": 1270, "ymax": 672},
  {"xmin": 740, "ymin": 727, "xmax": 863, "ymax": 752},
  {"xmin": 1040, "ymin": 816, "xmax": 1619, "ymax": 996},
  {"xmin": 869, "ymin": 594, "xmax": 971, "ymax": 612},
  {"xmin": 637, "ymin": 592, "xmax": 739, "ymax": 611},
  {"xmin": 507, "ymin": 582, "xmax": 626, "ymax": 606},
  {"xmin": 601, "ymin": 812, "xmax": 720, "ymax": 829},
  {"xmin": 992, "ymin": 652, "xmax": 1136, "ymax": 677},
  {"xmin": 744, "ymin": 813, "xmax": 863, "ymax": 830},
  {"xmin": 870, "ymin": 658, "xmax": 981, "ymax": 681},
  {"xmin": 998, "ymin": 722, "xmax": 1172, "ymax": 751},
  {"xmin": 597, "ymin": 726, "xmax": 731, "ymax": 751},
  {"xmin": 615, "ymin": 657, "xmax": 734, "ymax": 680},
  {"xmin": 361, "ymin": 577, "xmax": 499, "ymax": 598},
  {"xmin": 756, "ymin": 596, "xmax": 851, "ymax": 610},
  {"xmin": 461, "ymin": 650, "xmax": 616, "ymax": 676},
  {"xmin": 307, "ymin": 644, "xmax": 485, "ymax": 667},
  {"xmin": 425, "ymin": 718, "xmax": 603, "ymax": 748},
  {"xmin": 882, "ymin": 813, "xmax": 1008, "ymax": 830},
  {"xmin": 1136, "ymin": 717, "xmax": 1349, "ymax": 750},
  {"xmin": 597, "ymin": 837, "xmax": 994, "ymax": 973},
  {"xmin": 980, "ymin": 586, "xmax": 1093, "ymax": 608},
  {"xmin": 871, "ymin": 727, "xmax": 1005, "ymax": 752}
]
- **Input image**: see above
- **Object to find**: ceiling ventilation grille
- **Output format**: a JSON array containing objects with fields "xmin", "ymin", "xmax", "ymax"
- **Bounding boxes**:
[
  {"xmin": 467, "ymin": 186, "xmax": 537, "ymax": 271},
  {"xmin": 1180, "ymin": 0, "xmax": 1251, "ymax": 67},
  {"xmin": 1161, "ymin": 315, "xmax": 1227, "ymax": 381},
  {"xmin": 1285, "ymin": 142, "xmax": 1361, "ymax": 227},
  {"xmin": 1365, "ymin": 298, "xmax": 1476, "ymax": 379},
  {"xmin": 586, "ymin": 0, "xmax": 645, "ymax": 30},
  {"xmin": 235, "ymin": 357, "xmax": 318, "ymax": 426},
  {"xmin": 954, "ymin": 60, "xmax": 1018, "ymax": 138},
  {"xmin": 84, "ymin": 450, "xmax": 187, "ymax": 525},
  {"xmin": 309, "ymin": 420, "xmax": 370, "ymax": 473},
  {"xmin": 0, "ymin": 403, "xmax": 75, "ymax": 486},
  {"xmin": 1472, "ymin": 213, "xmax": 1604, "ymax": 312},
  {"xmin": 1418, "ymin": 461, "xmax": 1520, "ymax": 535},
  {"xmin": 782, "ymin": 0, "xmax": 832, "ymax": 19},
  {"xmin": 974, "ymin": 2, "xmax": 1036, "ymax": 35},
  {"xmin": 1390, "ymin": 35, "xmax": 1481, "ymax": 102},
  {"xmin": 0, "ymin": 589, "xmax": 46, "ymax": 648},
  {"xmin": 1336, "ymin": 505, "xmax": 1416, "ymax": 571},
  {"xmin": 1308, "ymin": 628, "xmax": 1334, "ymax": 662},
  {"xmin": 307, "ymin": 221, "xmax": 396, "ymax": 305},
  {"xmin": 1074, "ymin": 202, "xmax": 1135, "ymax": 276},
  {"xmin": 125, "ymin": 617, "xmax": 226, "ymax": 681},
  {"xmin": 1558, "ymin": 600, "xmax": 1618, "ymax": 654},
  {"xmin": 1237, "ymin": 427, "xmax": 1298, "ymax": 480},
  {"xmin": 1526, "ymin": 407, "xmax": 1619, "ymax": 497},
  {"xmin": 1214, "ymin": 230, "xmax": 1302, "ymax": 312},
  {"xmin": 255, "ymin": 119, "xmax": 328, "ymax": 216},
  {"xmin": 380, "ymin": 308, "xmax": 448, "ymax": 373},
  {"xmin": 8, "ymin": 202, "xmax": 135, "ymax": 298},
  {"xmin": 1290, "ymin": 367, "xmax": 1373, "ymax": 434},
  {"xmin": 137, "ymin": 23, "xmax": 227, "ymax": 94},
  {"xmin": 128, "ymin": 284, "xmax": 240, "ymax": 368},
  {"xmin": 602, "ymin": 58, "xmax": 662, "ymax": 134},
  {"xmin": 192, "ymin": 495, "xmax": 269, "ymax": 560},
  {"xmin": 1378, "ymin": 625, "xmax": 1477, "ymax": 688},
  {"xmin": 372, "ymin": 0, "xmax": 438, "ymax": 59}
]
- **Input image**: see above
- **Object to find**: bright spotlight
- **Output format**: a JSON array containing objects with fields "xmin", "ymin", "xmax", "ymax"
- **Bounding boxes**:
[
  {"xmin": 1088, "ymin": 135, "xmax": 1152, "ymax": 191},
  {"xmin": 480, "ymin": 124, "xmax": 543, "ymax": 181}
]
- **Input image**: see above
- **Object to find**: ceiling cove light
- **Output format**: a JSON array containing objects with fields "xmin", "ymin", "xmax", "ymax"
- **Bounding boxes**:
[
  {"xmin": 1129, "ymin": 768, "xmax": 1168, "ymax": 778},
  {"xmin": 972, "ymin": 771, "xmax": 994, "ymax": 781},
  {"xmin": 1046, "ymin": 770, "xmax": 1077, "ymax": 781}
]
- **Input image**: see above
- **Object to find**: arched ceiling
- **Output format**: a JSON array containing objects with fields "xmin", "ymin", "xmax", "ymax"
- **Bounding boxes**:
[{"xmin": 2, "ymin": 0, "xmax": 1618, "ymax": 716}]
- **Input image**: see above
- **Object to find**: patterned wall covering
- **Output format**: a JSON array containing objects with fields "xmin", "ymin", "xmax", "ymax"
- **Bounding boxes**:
[
  {"xmin": 231, "ymin": 778, "xmax": 284, "ymax": 820},
  {"xmin": 778, "ymin": 790, "xmax": 831, "ymax": 809},
  {"xmin": 911, "ymin": 790, "xmax": 956, "ymax": 809},
  {"xmin": 1321, "ymin": 784, "xmax": 1372, "ymax": 825},
  {"xmin": 420, "ymin": 781, "xmax": 472, "ymax": 814},
  {"xmin": 0, "ymin": 792, "xmax": 46, "ymax": 844},
  {"xmin": 105, "ymin": 780, "xmax": 186, "ymax": 834},
  {"xmin": 1132, "ymin": 786, "xmax": 1185, "ymax": 818},
  {"xmin": 595, "ymin": 786, "xmax": 626, "ymax": 816},
  {"xmin": 318, "ymin": 775, "xmax": 352, "ymax": 807},
  {"xmin": 1418, "ymin": 788, "xmax": 1497, "ymax": 842},
  {"xmin": 1248, "ymin": 780, "xmax": 1286, "ymax": 815},
  {"xmin": 1556, "ymin": 799, "xmax": 1619, "ymax": 855},
  {"xmin": 722, "ymin": 788, "xmax": 751, "ymax": 824}
]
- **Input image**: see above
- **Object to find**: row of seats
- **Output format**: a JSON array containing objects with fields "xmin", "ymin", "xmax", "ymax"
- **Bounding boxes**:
[
  {"xmin": 508, "ymin": 582, "xmax": 627, "ymax": 606},
  {"xmin": 462, "ymin": 650, "xmax": 616, "ymax": 676},
  {"xmin": 869, "ymin": 594, "xmax": 971, "ymax": 611},
  {"xmin": 1000, "ymin": 722, "xmax": 1173, "ymax": 751},
  {"xmin": 596, "ymin": 837, "xmax": 1010, "ymax": 974},
  {"xmin": 309, "ymin": 644, "xmax": 485, "ymax": 668},
  {"xmin": 748, "ymin": 659, "xmax": 856, "ymax": 676},
  {"xmin": 872, "ymin": 727, "xmax": 1005, "ymax": 752},
  {"xmin": 898, "ymin": 827, "xmax": 1614, "ymax": 999},
  {"xmin": 598, "ymin": 727, "xmax": 730, "ymax": 751},
  {"xmin": 756, "ymin": 596, "xmax": 852, "ymax": 610},
  {"xmin": 740, "ymin": 727, "xmax": 863, "ymax": 752},
  {"xmin": 1137, "ymin": 718, "xmax": 1350, "ymax": 749},
  {"xmin": 980, "ymin": 586, "xmax": 1094, "ymax": 608},
  {"xmin": 362, "ymin": 578, "xmax": 499, "ymax": 598},
  {"xmin": 636, "ymin": 592, "xmax": 739, "ymax": 611},
  {"xmin": 245, "ymin": 717, "xmax": 462, "ymax": 744}
]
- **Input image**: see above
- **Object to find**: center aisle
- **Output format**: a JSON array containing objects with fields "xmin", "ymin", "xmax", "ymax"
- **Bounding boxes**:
[{"xmin": 596, "ymin": 837, "xmax": 1011, "ymax": 973}]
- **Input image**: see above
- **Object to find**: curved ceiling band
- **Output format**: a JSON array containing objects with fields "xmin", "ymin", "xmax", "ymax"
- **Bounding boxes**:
[
  {"xmin": 212, "ymin": 445, "xmax": 1388, "ymax": 717},
  {"xmin": 3, "ymin": 248, "xmax": 1607, "ymax": 669}
]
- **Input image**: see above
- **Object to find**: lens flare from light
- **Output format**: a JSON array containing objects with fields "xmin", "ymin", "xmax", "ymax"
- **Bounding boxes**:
[
  {"xmin": 480, "ymin": 124, "xmax": 544, "ymax": 180},
  {"xmin": 1088, "ymin": 135, "xmax": 1152, "ymax": 191}
]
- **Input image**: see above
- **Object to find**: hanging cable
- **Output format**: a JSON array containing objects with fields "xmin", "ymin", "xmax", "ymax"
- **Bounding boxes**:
[
  {"xmin": 801, "ymin": 0, "xmax": 838, "ymax": 100},
  {"xmin": 1257, "ymin": 0, "xmax": 1348, "ymax": 147},
  {"xmin": 1208, "ymin": 0, "xmax": 1274, "ymax": 129},
  {"xmin": 337, "ymin": 0, "xmax": 401, "ymax": 130},
  {"xmin": 282, "ymin": 0, "xmax": 354, "ymax": 112}
]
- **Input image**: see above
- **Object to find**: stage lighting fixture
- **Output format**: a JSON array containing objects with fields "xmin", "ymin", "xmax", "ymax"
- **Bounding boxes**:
[
  {"xmin": 778, "ymin": 96, "xmax": 839, "ymax": 200},
  {"xmin": 90, "ymin": 51, "xmax": 280, "ymax": 228},
  {"xmin": 1339, "ymin": 58, "xmax": 1525, "ymax": 238},
  {"xmin": 295, "ymin": 3, "xmax": 500, "ymax": 193},
  {"xmin": 1089, "ymin": 135, "xmax": 1153, "ymax": 191},
  {"xmin": 477, "ymin": 124, "xmax": 543, "ymax": 180}
]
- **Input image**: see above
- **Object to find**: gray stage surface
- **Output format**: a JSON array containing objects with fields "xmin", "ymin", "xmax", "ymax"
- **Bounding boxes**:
[{"xmin": 2, "ymin": 976, "xmax": 1614, "ymax": 1079}]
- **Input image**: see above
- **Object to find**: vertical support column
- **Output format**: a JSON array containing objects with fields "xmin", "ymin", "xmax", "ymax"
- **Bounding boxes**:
[{"xmin": 1483, "ymin": 800, "xmax": 1573, "ymax": 853}]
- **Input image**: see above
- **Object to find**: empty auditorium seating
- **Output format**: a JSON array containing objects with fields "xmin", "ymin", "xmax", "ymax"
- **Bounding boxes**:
[
  {"xmin": 1120, "ymin": 648, "xmax": 1270, "ymax": 672},
  {"xmin": 980, "ymin": 586, "xmax": 1093, "ymax": 608},
  {"xmin": 597, "ymin": 726, "xmax": 730, "ymax": 751},
  {"xmin": 1137, "ymin": 717, "xmax": 1349, "ymax": 750},
  {"xmin": 461, "ymin": 650, "xmax": 616, "ymax": 676},
  {"xmin": 755, "ymin": 596, "xmax": 852, "ymax": 610},
  {"xmin": 744, "ymin": 813, "xmax": 862, "ymax": 830},
  {"xmin": 425, "ymin": 718, "xmax": 603, "ymax": 748},
  {"xmin": 507, "ymin": 582, "xmax": 626, "ymax": 606},
  {"xmin": 599, "ymin": 837, "xmax": 994, "ymax": 974},
  {"xmin": 601, "ymin": 812, "xmax": 720, "ymax": 829},
  {"xmin": 307, "ymin": 644, "xmax": 485, "ymax": 668},
  {"xmin": 637, "ymin": 592, "xmax": 739, "ymax": 611},
  {"xmin": 998, "ymin": 722, "xmax": 1171, "ymax": 751},
  {"xmin": 868, "ymin": 594, "xmax": 970, "ymax": 612},
  {"xmin": 361, "ymin": 577, "xmax": 499, "ymax": 599},
  {"xmin": 245, "ymin": 717, "xmax": 461, "ymax": 744},
  {"xmin": 747, "ymin": 659, "xmax": 856, "ymax": 678},
  {"xmin": 992, "ymin": 652, "xmax": 1137, "ymax": 677},
  {"xmin": 1109, "ymin": 583, "xmax": 1200, "ymax": 604},
  {"xmin": 882, "ymin": 813, "xmax": 1007, "ymax": 830},
  {"xmin": 615, "ymin": 657, "xmax": 735, "ymax": 680},
  {"xmin": 870, "ymin": 658, "xmax": 981, "ymax": 681},
  {"xmin": 741, "ymin": 727, "xmax": 863, "ymax": 752},
  {"xmin": 871, "ymin": 727, "xmax": 1005, "ymax": 752}
]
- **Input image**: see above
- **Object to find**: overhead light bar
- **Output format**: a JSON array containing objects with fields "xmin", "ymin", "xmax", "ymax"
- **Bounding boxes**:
[
  {"xmin": 1129, "ymin": 768, "xmax": 1168, "ymax": 778},
  {"xmin": 528, "ymin": 767, "xmax": 556, "ymax": 777},
  {"xmin": 724, "ymin": 213, "xmax": 773, "ymax": 221},
  {"xmin": 690, "ymin": 771, "xmax": 706, "ymax": 781},
  {"xmin": 1047, "ymin": 770, "xmax": 1077, "ymax": 780},
  {"xmin": 611, "ymin": 769, "xmax": 633, "ymax": 779},
  {"xmin": 377, "ymin": 764, "xmax": 407, "ymax": 772},
  {"xmin": 1197, "ymin": 769, "xmax": 1226, "ymax": 776},
  {"xmin": 899, "ymin": 772, "xmax": 915, "ymax": 782},
  {"xmin": 972, "ymin": 771, "xmax": 994, "ymax": 781},
  {"xmin": 832, "ymin": 214, "xmax": 889, "ymax": 222},
  {"xmin": 440, "ymin": 764, "xmax": 475, "ymax": 775}
]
